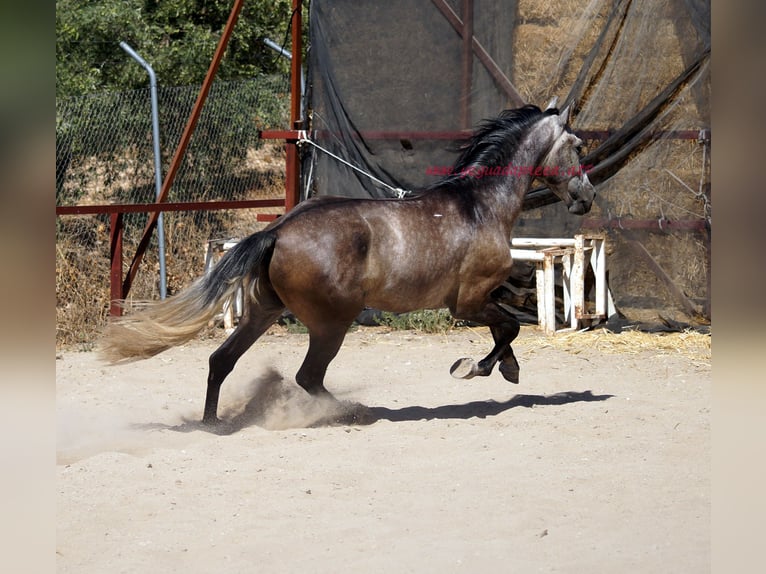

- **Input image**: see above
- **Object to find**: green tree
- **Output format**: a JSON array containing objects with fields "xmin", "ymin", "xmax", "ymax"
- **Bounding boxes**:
[{"xmin": 56, "ymin": 0, "xmax": 296, "ymax": 97}]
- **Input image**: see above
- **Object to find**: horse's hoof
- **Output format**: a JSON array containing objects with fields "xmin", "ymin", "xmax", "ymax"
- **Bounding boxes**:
[
  {"xmin": 499, "ymin": 361, "xmax": 520, "ymax": 384},
  {"xmin": 450, "ymin": 357, "xmax": 477, "ymax": 379}
]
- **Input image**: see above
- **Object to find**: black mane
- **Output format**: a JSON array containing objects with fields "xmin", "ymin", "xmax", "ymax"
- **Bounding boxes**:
[{"xmin": 425, "ymin": 104, "xmax": 556, "ymax": 191}]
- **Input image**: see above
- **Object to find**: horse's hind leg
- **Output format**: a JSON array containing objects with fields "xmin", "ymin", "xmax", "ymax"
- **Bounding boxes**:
[
  {"xmin": 294, "ymin": 322, "xmax": 351, "ymax": 401},
  {"xmin": 203, "ymin": 297, "xmax": 284, "ymax": 424},
  {"xmin": 290, "ymin": 319, "xmax": 379, "ymax": 426}
]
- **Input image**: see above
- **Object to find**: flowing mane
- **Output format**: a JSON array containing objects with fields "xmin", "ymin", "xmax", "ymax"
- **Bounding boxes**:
[{"xmin": 427, "ymin": 104, "xmax": 558, "ymax": 191}]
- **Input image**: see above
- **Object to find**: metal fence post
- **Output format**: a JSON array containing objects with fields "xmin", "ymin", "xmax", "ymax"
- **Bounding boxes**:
[{"xmin": 119, "ymin": 41, "xmax": 167, "ymax": 299}]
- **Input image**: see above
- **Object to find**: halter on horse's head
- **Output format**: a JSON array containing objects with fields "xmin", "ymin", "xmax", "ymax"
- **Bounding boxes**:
[
  {"xmin": 535, "ymin": 99, "xmax": 595, "ymax": 215},
  {"xmin": 435, "ymin": 100, "xmax": 595, "ymax": 215}
]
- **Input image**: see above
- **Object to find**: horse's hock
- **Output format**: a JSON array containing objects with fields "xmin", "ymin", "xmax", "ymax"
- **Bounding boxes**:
[{"xmin": 204, "ymin": 233, "xmax": 609, "ymax": 336}]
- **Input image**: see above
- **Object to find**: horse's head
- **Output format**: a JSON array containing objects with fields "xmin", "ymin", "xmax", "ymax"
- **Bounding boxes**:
[{"xmin": 536, "ymin": 103, "xmax": 596, "ymax": 215}]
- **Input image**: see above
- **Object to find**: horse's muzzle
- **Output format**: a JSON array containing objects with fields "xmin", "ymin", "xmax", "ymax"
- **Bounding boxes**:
[
  {"xmin": 567, "ymin": 172, "xmax": 595, "ymax": 215},
  {"xmin": 568, "ymin": 200, "xmax": 590, "ymax": 215}
]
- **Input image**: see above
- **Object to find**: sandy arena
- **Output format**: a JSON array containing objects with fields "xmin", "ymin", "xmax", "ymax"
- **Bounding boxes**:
[{"xmin": 56, "ymin": 325, "xmax": 710, "ymax": 572}]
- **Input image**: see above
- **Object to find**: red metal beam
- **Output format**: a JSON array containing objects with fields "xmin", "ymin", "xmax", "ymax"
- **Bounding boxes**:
[
  {"xmin": 56, "ymin": 198, "xmax": 285, "ymax": 217},
  {"xmin": 109, "ymin": 213, "xmax": 124, "ymax": 316},
  {"xmin": 259, "ymin": 129, "xmax": 303, "ymax": 141},
  {"xmin": 431, "ymin": 0, "xmax": 525, "ymax": 107},
  {"xmin": 285, "ymin": 0, "xmax": 303, "ymax": 212},
  {"xmin": 290, "ymin": 0, "xmax": 302, "ymax": 133},
  {"xmin": 581, "ymin": 218, "xmax": 708, "ymax": 231},
  {"xmin": 57, "ymin": 198, "xmax": 285, "ymax": 317},
  {"xmin": 261, "ymin": 128, "xmax": 708, "ymax": 142},
  {"xmin": 460, "ymin": 0, "xmax": 473, "ymax": 129},
  {"xmin": 577, "ymin": 129, "xmax": 708, "ymax": 141}
]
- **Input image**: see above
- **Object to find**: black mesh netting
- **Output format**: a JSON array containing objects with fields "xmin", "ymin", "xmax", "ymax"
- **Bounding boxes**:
[{"xmin": 302, "ymin": 0, "xmax": 710, "ymax": 328}]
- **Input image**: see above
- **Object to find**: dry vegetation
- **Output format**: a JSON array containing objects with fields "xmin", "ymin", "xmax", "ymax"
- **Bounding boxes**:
[
  {"xmin": 56, "ymin": 142, "xmax": 286, "ymax": 348},
  {"xmin": 525, "ymin": 327, "xmax": 711, "ymax": 363}
]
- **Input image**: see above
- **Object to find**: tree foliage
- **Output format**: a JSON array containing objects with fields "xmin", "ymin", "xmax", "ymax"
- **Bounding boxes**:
[{"xmin": 56, "ymin": 0, "xmax": 298, "ymax": 97}]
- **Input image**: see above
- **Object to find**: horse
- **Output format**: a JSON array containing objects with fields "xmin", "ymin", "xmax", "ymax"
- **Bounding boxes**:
[{"xmin": 101, "ymin": 102, "xmax": 595, "ymax": 425}]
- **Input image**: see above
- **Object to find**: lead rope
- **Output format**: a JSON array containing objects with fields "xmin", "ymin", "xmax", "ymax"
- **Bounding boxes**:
[{"xmin": 297, "ymin": 130, "xmax": 410, "ymax": 199}]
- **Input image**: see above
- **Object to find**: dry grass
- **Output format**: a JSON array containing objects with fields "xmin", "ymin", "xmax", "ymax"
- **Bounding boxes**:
[
  {"xmin": 525, "ymin": 327, "xmax": 711, "ymax": 363},
  {"xmin": 514, "ymin": 1, "xmax": 609, "ymax": 104}
]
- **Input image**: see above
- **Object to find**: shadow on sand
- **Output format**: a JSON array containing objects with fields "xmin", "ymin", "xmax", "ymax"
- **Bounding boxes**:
[
  {"xmin": 133, "ymin": 369, "xmax": 612, "ymax": 436},
  {"xmin": 368, "ymin": 390, "xmax": 612, "ymax": 423}
]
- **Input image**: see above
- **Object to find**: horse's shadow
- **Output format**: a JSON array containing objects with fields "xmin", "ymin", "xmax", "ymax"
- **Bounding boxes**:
[
  {"xmin": 369, "ymin": 390, "xmax": 612, "ymax": 423},
  {"xmin": 133, "ymin": 369, "xmax": 612, "ymax": 436}
]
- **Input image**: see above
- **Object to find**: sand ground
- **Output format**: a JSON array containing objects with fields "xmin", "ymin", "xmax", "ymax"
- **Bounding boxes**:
[{"xmin": 56, "ymin": 325, "xmax": 710, "ymax": 573}]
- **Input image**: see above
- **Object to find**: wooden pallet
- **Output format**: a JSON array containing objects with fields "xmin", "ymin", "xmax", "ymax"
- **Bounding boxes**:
[{"xmin": 509, "ymin": 234, "xmax": 608, "ymax": 335}]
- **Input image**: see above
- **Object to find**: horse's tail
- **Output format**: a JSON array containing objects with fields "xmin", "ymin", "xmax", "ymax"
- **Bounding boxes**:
[{"xmin": 100, "ymin": 231, "xmax": 277, "ymax": 363}]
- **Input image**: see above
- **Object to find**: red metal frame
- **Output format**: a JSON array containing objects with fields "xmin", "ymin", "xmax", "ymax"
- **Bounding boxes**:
[
  {"xmin": 431, "ymin": 0, "xmax": 524, "ymax": 108},
  {"xmin": 109, "ymin": 213, "xmax": 124, "ymax": 316},
  {"xmin": 123, "ymin": 0, "xmax": 249, "ymax": 301},
  {"xmin": 580, "ymin": 218, "xmax": 708, "ymax": 231},
  {"xmin": 56, "ymin": 199, "xmax": 284, "ymax": 316},
  {"xmin": 55, "ymin": 199, "xmax": 285, "ymax": 217},
  {"xmin": 262, "ymin": 128, "xmax": 706, "ymax": 142},
  {"xmin": 460, "ymin": 0, "xmax": 474, "ymax": 129}
]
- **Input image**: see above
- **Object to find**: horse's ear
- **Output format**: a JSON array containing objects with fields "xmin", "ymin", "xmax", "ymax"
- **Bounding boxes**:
[
  {"xmin": 558, "ymin": 105, "xmax": 570, "ymax": 126},
  {"xmin": 545, "ymin": 96, "xmax": 558, "ymax": 110}
]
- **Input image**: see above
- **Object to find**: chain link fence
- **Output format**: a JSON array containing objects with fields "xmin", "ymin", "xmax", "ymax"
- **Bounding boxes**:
[{"xmin": 56, "ymin": 75, "xmax": 290, "ymax": 347}]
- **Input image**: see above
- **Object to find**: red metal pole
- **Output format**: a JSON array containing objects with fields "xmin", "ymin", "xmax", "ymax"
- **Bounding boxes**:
[
  {"xmin": 109, "ymin": 212, "xmax": 124, "ymax": 316},
  {"xmin": 285, "ymin": 0, "xmax": 303, "ymax": 212}
]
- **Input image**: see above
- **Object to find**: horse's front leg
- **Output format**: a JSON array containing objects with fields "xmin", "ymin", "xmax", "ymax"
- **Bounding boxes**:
[{"xmin": 449, "ymin": 301, "xmax": 521, "ymax": 383}]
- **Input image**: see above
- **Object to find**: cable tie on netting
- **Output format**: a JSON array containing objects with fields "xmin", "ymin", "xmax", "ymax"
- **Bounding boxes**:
[{"xmin": 297, "ymin": 131, "xmax": 411, "ymax": 199}]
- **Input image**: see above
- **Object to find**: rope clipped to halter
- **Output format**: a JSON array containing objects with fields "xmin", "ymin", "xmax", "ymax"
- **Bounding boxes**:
[{"xmin": 297, "ymin": 130, "xmax": 410, "ymax": 199}]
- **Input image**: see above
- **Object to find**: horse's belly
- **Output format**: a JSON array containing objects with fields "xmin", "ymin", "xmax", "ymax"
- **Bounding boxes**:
[{"xmin": 363, "ymin": 275, "xmax": 455, "ymax": 313}]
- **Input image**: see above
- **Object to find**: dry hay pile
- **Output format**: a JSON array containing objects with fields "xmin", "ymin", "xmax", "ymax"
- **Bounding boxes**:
[
  {"xmin": 513, "ymin": 0, "xmax": 608, "ymax": 103},
  {"xmin": 527, "ymin": 327, "xmax": 711, "ymax": 363}
]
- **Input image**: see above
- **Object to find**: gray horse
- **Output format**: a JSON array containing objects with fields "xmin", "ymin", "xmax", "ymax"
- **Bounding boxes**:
[{"xmin": 102, "ymin": 102, "xmax": 595, "ymax": 424}]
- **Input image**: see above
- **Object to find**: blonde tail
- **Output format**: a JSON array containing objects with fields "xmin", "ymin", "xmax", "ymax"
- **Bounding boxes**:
[{"xmin": 99, "ymin": 231, "xmax": 277, "ymax": 363}]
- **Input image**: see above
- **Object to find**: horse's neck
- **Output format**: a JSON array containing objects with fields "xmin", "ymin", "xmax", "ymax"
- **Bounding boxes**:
[{"xmin": 475, "ymin": 140, "xmax": 547, "ymax": 223}]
